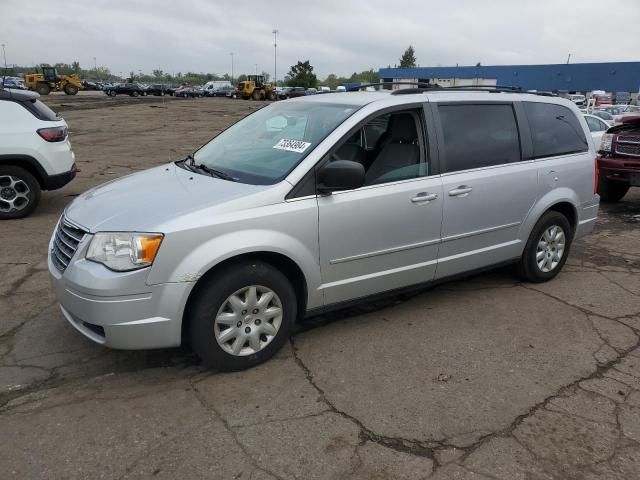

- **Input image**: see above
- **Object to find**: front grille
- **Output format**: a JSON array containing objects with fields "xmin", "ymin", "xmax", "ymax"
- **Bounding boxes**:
[
  {"xmin": 51, "ymin": 217, "xmax": 86, "ymax": 272},
  {"xmin": 617, "ymin": 135, "xmax": 640, "ymax": 144},
  {"xmin": 615, "ymin": 143, "xmax": 640, "ymax": 157}
]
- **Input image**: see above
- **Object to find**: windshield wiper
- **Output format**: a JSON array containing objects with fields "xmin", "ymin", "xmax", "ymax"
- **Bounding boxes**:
[{"xmin": 193, "ymin": 163, "xmax": 237, "ymax": 182}]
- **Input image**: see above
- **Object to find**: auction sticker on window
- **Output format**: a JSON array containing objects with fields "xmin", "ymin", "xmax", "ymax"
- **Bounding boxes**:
[{"xmin": 273, "ymin": 139, "xmax": 312, "ymax": 153}]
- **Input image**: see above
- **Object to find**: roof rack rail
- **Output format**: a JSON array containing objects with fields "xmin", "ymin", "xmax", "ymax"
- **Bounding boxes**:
[{"xmin": 347, "ymin": 82, "xmax": 557, "ymax": 97}]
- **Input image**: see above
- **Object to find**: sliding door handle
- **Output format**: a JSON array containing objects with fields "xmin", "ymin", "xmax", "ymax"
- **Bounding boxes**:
[
  {"xmin": 448, "ymin": 186, "xmax": 473, "ymax": 197},
  {"xmin": 411, "ymin": 192, "xmax": 438, "ymax": 203}
]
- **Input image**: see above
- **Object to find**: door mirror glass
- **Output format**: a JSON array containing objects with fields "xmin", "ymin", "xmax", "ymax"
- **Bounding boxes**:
[{"xmin": 317, "ymin": 160, "xmax": 365, "ymax": 193}]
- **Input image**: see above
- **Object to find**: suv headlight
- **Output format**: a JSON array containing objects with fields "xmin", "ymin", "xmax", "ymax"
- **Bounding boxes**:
[
  {"xmin": 600, "ymin": 133, "xmax": 613, "ymax": 153},
  {"xmin": 86, "ymin": 232, "xmax": 163, "ymax": 271}
]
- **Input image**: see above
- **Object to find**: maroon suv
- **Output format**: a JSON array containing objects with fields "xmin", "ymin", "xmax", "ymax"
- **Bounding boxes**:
[{"xmin": 597, "ymin": 116, "xmax": 640, "ymax": 202}]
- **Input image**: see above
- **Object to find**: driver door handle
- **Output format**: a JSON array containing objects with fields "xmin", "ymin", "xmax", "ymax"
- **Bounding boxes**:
[
  {"xmin": 411, "ymin": 192, "xmax": 438, "ymax": 203},
  {"xmin": 448, "ymin": 186, "xmax": 473, "ymax": 197}
]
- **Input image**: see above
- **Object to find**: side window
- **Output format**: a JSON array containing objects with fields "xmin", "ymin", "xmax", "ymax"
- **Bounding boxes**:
[
  {"xmin": 585, "ymin": 116, "xmax": 600, "ymax": 132},
  {"xmin": 438, "ymin": 104, "xmax": 521, "ymax": 173},
  {"xmin": 328, "ymin": 109, "xmax": 428, "ymax": 186},
  {"xmin": 524, "ymin": 102, "xmax": 589, "ymax": 158}
]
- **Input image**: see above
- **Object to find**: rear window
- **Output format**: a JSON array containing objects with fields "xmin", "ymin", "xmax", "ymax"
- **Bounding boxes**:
[
  {"xmin": 438, "ymin": 104, "xmax": 521, "ymax": 173},
  {"xmin": 21, "ymin": 99, "xmax": 60, "ymax": 121},
  {"xmin": 523, "ymin": 102, "xmax": 588, "ymax": 158}
]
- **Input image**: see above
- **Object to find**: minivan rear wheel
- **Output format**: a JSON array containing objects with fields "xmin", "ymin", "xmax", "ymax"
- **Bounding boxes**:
[
  {"xmin": 188, "ymin": 260, "xmax": 297, "ymax": 371},
  {"xmin": 517, "ymin": 211, "xmax": 572, "ymax": 283}
]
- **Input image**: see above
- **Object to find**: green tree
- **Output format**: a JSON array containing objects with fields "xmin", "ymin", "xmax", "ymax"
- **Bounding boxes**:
[
  {"xmin": 399, "ymin": 46, "xmax": 417, "ymax": 68},
  {"xmin": 152, "ymin": 69, "xmax": 163, "ymax": 78},
  {"xmin": 287, "ymin": 60, "xmax": 317, "ymax": 88},
  {"xmin": 72, "ymin": 61, "xmax": 80, "ymax": 74}
]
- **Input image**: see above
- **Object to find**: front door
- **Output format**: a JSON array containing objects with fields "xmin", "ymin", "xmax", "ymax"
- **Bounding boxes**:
[{"xmin": 317, "ymin": 108, "xmax": 443, "ymax": 305}]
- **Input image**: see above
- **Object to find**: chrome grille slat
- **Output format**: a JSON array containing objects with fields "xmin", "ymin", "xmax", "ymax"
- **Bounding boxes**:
[{"xmin": 50, "ymin": 217, "xmax": 86, "ymax": 273}]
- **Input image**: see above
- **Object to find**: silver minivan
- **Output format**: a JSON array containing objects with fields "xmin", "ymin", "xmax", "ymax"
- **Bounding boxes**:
[{"xmin": 49, "ymin": 88, "xmax": 599, "ymax": 370}]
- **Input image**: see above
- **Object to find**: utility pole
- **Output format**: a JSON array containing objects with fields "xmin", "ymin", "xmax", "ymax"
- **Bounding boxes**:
[
  {"xmin": 566, "ymin": 53, "xmax": 571, "ymax": 65},
  {"xmin": 230, "ymin": 52, "xmax": 234, "ymax": 84},
  {"xmin": 93, "ymin": 56, "xmax": 97, "ymax": 80},
  {"xmin": 255, "ymin": 64, "xmax": 258, "ymax": 76},
  {"xmin": 272, "ymin": 29, "xmax": 278, "ymax": 86},
  {"xmin": 1, "ymin": 44, "xmax": 7, "ymax": 76}
]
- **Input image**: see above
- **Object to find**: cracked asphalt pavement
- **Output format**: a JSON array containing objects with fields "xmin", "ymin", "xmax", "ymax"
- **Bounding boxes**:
[{"xmin": 2, "ymin": 92, "xmax": 640, "ymax": 479}]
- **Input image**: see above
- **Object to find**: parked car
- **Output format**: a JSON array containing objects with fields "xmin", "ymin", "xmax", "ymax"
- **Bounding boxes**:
[
  {"xmin": 1, "ymin": 77, "xmax": 26, "ymax": 90},
  {"xmin": 614, "ymin": 91, "xmax": 631, "ymax": 105},
  {"xmin": 0, "ymin": 88, "xmax": 76, "ymax": 218},
  {"xmin": 593, "ymin": 93, "xmax": 613, "ymax": 106},
  {"xmin": 278, "ymin": 86, "xmax": 306, "ymax": 99},
  {"xmin": 305, "ymin": 88, "xmax": 318, "ymax": 95},
  {"xmin": 146, "ymin": 84, "xmax": 168, "ymax": 96},
  {"xmin": 591, "ymin": 110, "xmax": 615, "ymax": 124},
  {"xmin": 174, "ymin": 86, "xmax": 204, "ymax": 98},
  {"xmin": 568, "ymin": 94, "xmax": 585, "ymax": 107},
  {"xmin": 207, "ymin": 85, "xmax": 236, "ymax": 97},
  {"xmin": 203, "ymin": 81, "xmax": 234, "ymax": 97},
  {"xmin": 584, "ymin": 114, "xmax": 610, "ymax": 147},
  {"xmin": 49, "ymin": 89, "xmax": 598, "ymax": 371},
  {"xmin": 104, "ymin": 83, "xmax": 146, "ymax": 97},
  {"xmin": 597, "ymin": 116, "xmax": 640, "ymax": 202}
]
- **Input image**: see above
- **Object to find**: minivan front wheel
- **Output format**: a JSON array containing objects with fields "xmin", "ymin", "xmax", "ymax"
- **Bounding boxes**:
[
  {"xmin": 188, "ymin": 260, "xmax": 297, "ymax": 370},
  {"xmin": 517, "ymin": 211, "xmax": 572, "ymax": 283}
]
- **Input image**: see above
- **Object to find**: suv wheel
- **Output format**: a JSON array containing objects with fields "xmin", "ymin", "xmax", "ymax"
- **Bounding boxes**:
[
  {"xmin": 188, "ymin": 260, "xmax": 297, "ymax": 371},
  {"xmin": 597, "ymin": 180, "xmax": 629, "ymax": 203},
  {"xmin": 131, "ymin": 91, "xmax": 139, "ymax": 97},
  {"xmin": 517, "ymin": 211, "xmax": 572, "ymax": 283},
  {"xmin": 108, "ymin": 90, "xmax": 117, "ymax": 97},
  {"xmin": 0, "ymin": 166, "xmax": 41, "ymax": 219}
]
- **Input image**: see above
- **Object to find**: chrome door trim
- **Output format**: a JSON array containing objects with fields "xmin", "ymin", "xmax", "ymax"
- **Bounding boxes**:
[
  {"xmin": 320, "ymin": 258, "xmax": 439, "ymax": 289},
  {"xmin": 330, "ymin": 238, "xmax": 441, "ymax": 265},
  {"xmin": 441, "ymin": 221, "xmax": 521, "ymax": 243}
]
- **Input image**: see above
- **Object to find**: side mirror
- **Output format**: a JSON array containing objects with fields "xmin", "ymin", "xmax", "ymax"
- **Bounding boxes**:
[{"xmin": 317, "ymin": 160, "xmax": 365, "ymax": 194}]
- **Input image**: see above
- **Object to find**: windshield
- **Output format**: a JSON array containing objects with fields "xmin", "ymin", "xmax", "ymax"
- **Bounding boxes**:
[{"xmin": 192, "ymin": 101, "xmax": 360, "ymax": 184}]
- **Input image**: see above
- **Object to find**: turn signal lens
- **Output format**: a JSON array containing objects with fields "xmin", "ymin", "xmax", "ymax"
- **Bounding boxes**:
[{"xmin": 136, "ymin": 236, "xmax": 163, "ymax": 264}]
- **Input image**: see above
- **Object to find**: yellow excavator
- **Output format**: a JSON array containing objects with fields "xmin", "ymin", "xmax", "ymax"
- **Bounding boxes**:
[
  {"xmin": 236, "ymin": 75, "xmax": 277, "ymax": 101},
  {"xmin": 24, "ymin": 67, "xmax": 83, "ymax": 95}
]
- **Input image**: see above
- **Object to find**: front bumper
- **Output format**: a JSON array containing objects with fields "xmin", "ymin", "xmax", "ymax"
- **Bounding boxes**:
[{"xmin": 48, "ymin": 233, "xmax": 193, "ymax": 350}]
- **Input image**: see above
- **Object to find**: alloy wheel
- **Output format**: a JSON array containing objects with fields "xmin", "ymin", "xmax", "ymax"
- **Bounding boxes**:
[
  {"xmin": 536, "ymin": 225, "xmax": 566, "ymax": 273},
  {"xmin": 214, "ymin": 285, "xmax": 283, "ymax": 356},
  {"xmin": 0, "ymin": 175, "xmax": 31, "ymax": 213}
]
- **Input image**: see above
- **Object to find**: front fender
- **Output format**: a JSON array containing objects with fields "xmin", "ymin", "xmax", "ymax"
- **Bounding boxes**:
[{"xmin": 149, "ymin": 229, "xmax": 323, "ymax": 310}]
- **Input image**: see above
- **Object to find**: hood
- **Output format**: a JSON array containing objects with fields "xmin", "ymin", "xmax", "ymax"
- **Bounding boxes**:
[{"xmin": 65, "ymin": 163, "xmax": 271, "ymax": 232}]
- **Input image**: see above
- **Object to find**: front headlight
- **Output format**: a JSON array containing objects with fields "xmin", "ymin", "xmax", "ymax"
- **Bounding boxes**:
[
  {"xmin": 86, "ymin": 232, "xmax": 163, "ymax": 271},
  {"xmin": 600, "ymin": 133, "xmax": 613, "ymax": 153}
]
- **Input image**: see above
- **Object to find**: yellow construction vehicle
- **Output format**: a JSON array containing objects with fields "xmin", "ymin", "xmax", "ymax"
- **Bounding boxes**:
[
  {"xmin": 24, "ymin": 67, "xmax": 83, "ymax": 95},
  {"xmin": 236, "ymin": 75, "xmax": 277, "ymax": 101}
]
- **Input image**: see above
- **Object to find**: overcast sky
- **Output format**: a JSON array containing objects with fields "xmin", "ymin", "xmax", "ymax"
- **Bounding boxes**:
[{"xmin": 1, "ymin": 0, "xmax": 639, "ymax": 79}]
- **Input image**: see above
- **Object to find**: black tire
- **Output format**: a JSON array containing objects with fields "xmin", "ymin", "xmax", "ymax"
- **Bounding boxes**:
[
  {"xmin": 0, "ymin": 166, "xmax": 41, "ymax": 219},
  {"xmin": 64, "ymin": 84, "xmax": 78, "ymax": 95},
  {"xmin": 268, "ymin": 91, "xmax": 277, "ymax": 101},
  {"xmin": 188, "ymin": 260, "xmax": 297, "ymax": 371},
  {"xmin": 252, "ymin": 90, "xmax": 261, "ymax": 101},
  {"xmin": 597, "ymin": 180, "xmax": 629, "ymax": 203},
  {"xmin": 108, "ymin": 90, "xmax": 117, "ymax": 97},
  {"xmin": 131, "ymin": 91, "xmax": 139, "ymax": 97},
  {"xmin": 517, "ymin": 211, "xmax": 572, "ymax": 283},
  {"xmin": 36, "ymin": 83, "xmax": 51, "ymax": 95}
]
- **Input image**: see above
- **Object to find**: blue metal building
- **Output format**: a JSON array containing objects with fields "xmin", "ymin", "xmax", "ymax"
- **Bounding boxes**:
[{"xmin": 378, "ymin": 62, "xmax": 640, "ymax": 93}]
